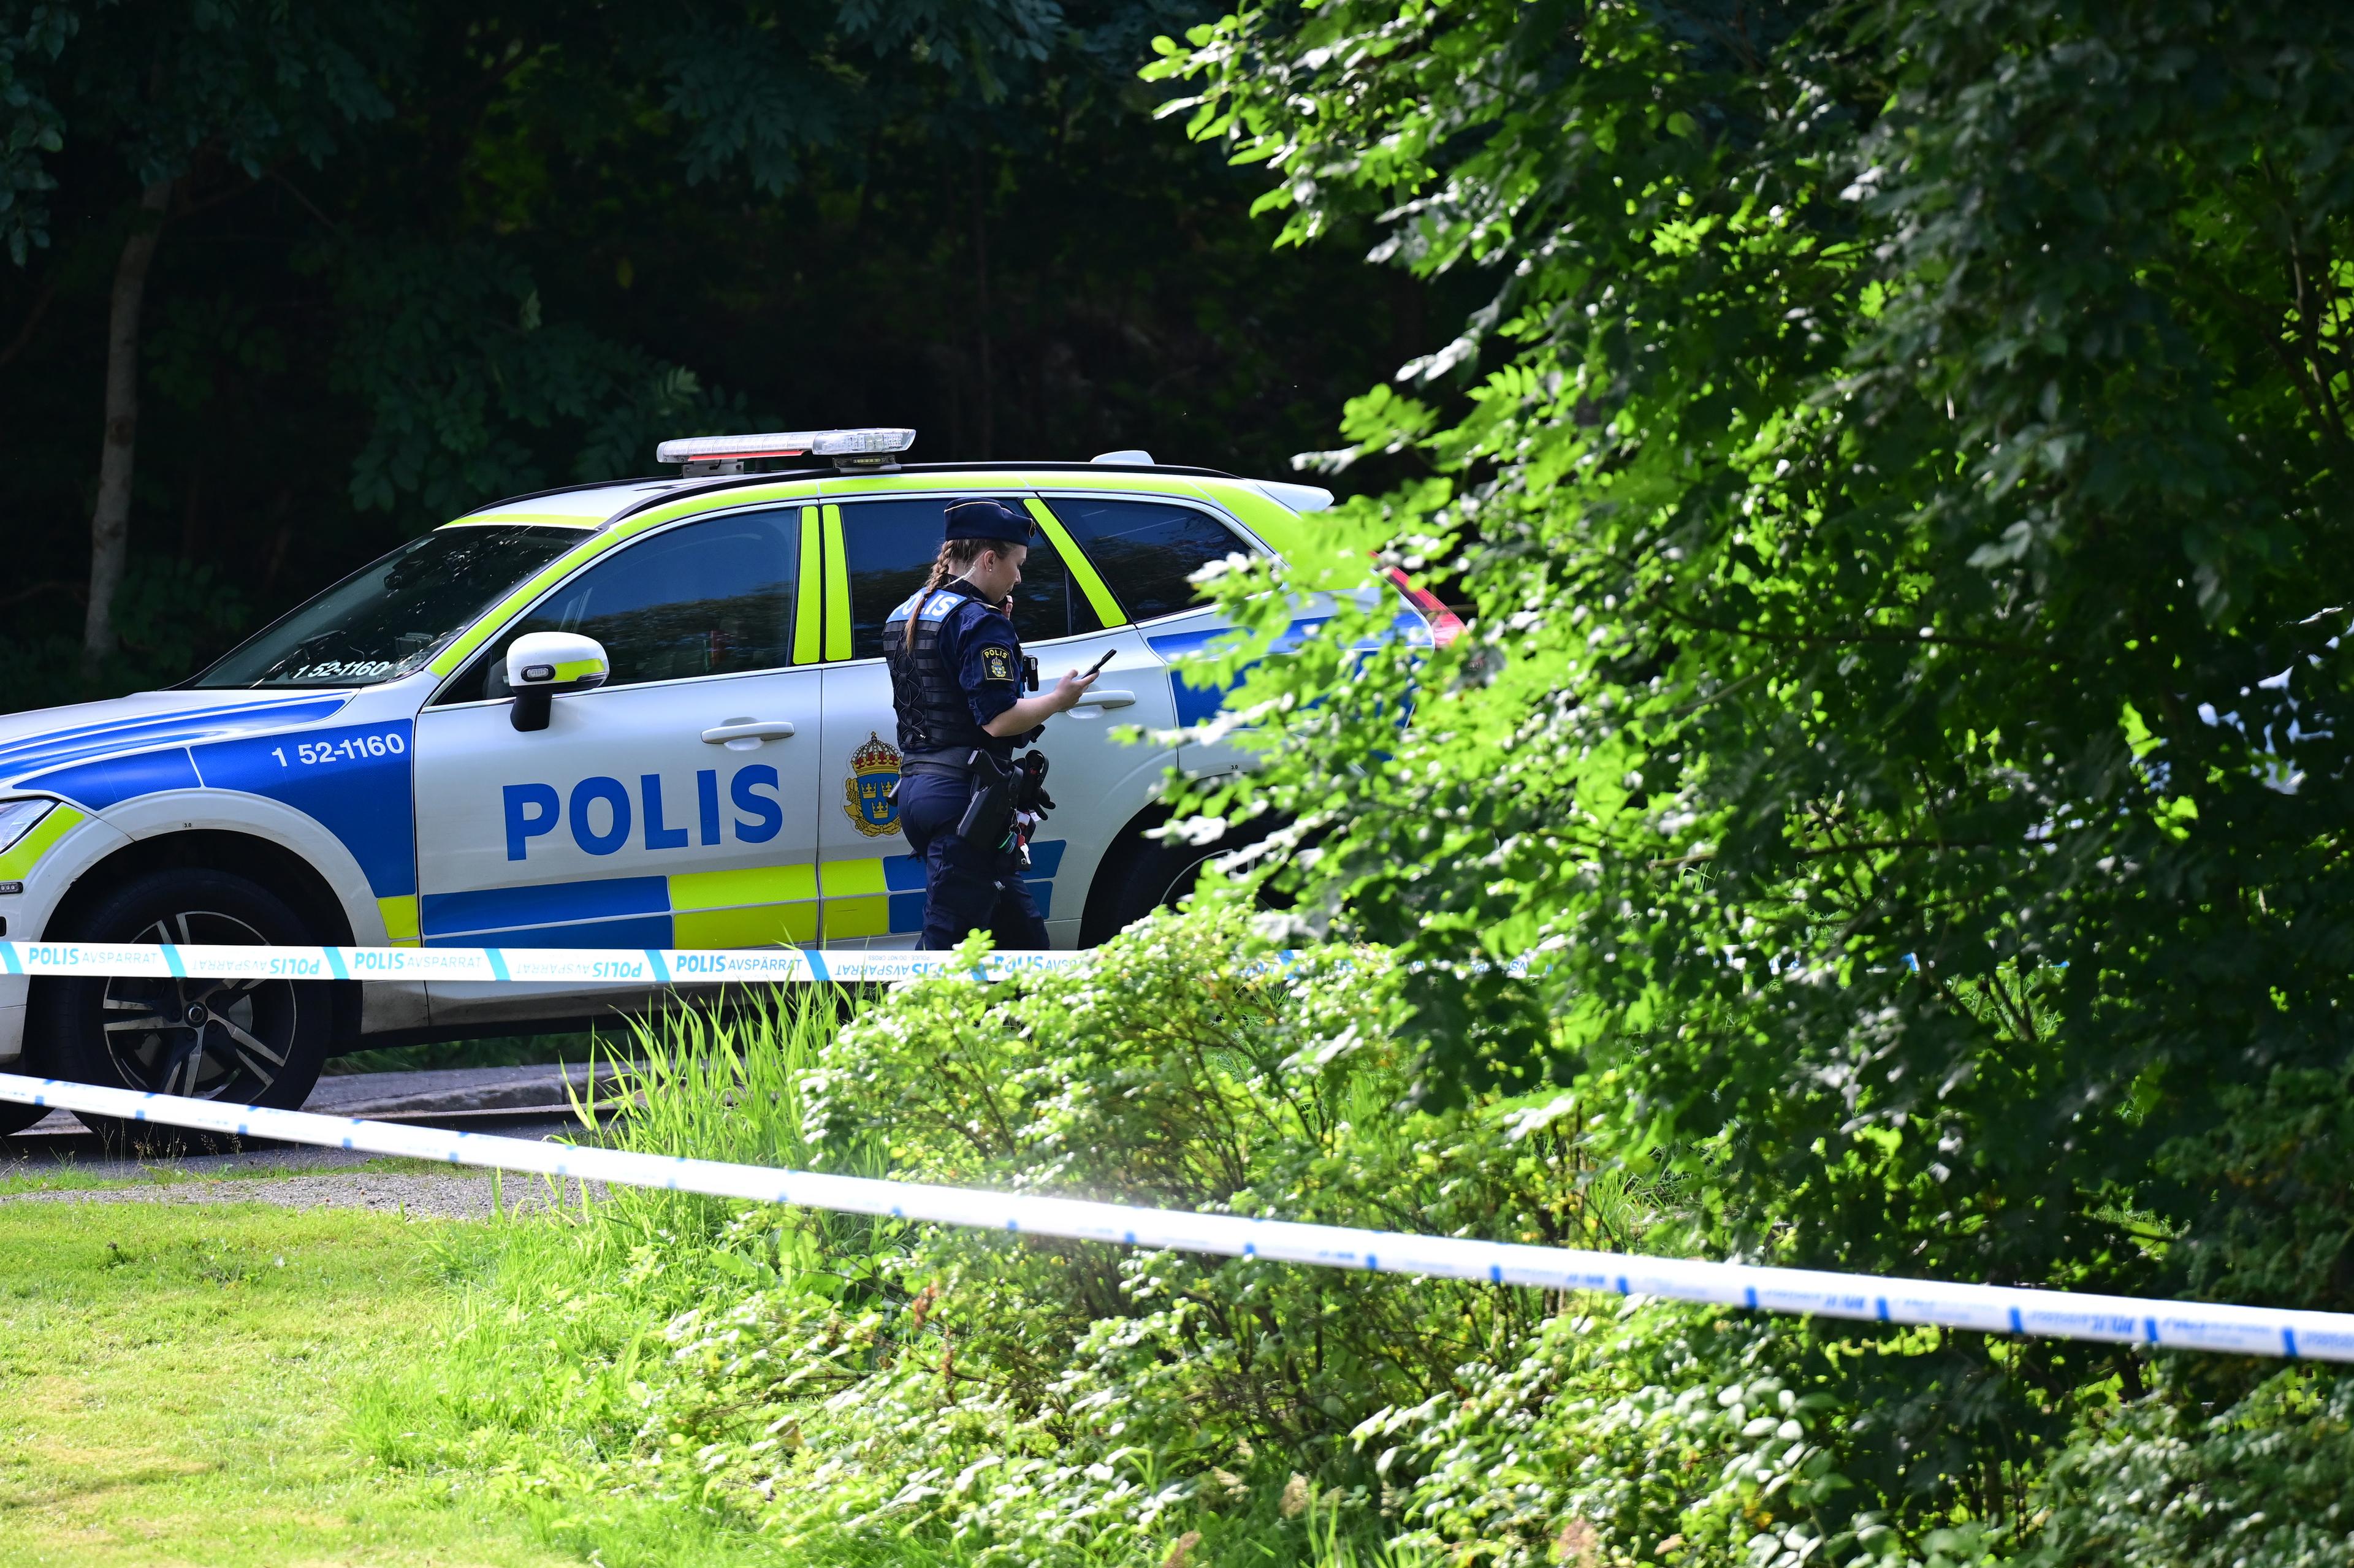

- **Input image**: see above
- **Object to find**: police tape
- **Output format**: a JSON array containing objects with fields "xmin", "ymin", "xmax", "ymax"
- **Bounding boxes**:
[
  {"xmin": 0, "ymin": 939, "xmax": 1091, "ymax": 986},
  {"xmin": 2, "ymin": 1070, "xmax": 2347, "ymax": 1363}
]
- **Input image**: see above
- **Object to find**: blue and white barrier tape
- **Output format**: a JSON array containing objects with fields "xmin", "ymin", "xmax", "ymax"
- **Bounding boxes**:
[
  {"xmin": 1, "ymin": 1071, "xmax": 2345, "ymax": 1363},
  {"xmin": 0, "ymin": 939, "xmax": 1089, "ymax": 986}
]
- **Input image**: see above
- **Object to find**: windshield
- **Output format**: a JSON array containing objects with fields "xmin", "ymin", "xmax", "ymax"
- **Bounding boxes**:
[{"xmin": 190, "ymin": 525, "xmax": 586, "ymax": 688}]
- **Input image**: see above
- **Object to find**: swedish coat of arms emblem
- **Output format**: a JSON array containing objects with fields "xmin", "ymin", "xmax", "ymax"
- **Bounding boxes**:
[{"xmin": 843, "ymin": 732, "xmax": 903, "ymax": 837}]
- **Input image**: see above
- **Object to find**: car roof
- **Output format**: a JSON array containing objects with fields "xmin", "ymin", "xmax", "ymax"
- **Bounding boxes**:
[
  {"xmin": 450, "ymin": 461, "xmax": 1246, "ymax": 532},
  {"xmin": 444, "ymin": 478, "xmax": 696, "ymax": 528}
]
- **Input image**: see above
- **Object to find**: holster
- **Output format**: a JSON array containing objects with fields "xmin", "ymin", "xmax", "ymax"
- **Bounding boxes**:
[{"xmin": 954, "ymin": 749, "xmax": 1018, "ymax": 851}]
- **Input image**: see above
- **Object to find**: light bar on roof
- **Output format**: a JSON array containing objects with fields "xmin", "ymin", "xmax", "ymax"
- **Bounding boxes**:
[
  {"xmin": 655, "ymin": 428, "xmax": 916, "ymax": 466},
  {"xmin": 811, "ymin": 428, "xmax": 917, "ymax": 456}
]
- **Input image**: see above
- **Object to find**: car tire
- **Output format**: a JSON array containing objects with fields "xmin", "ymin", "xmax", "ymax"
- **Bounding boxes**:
[
  {"xmin": 28, "ymin": 869, "xmax": 335, "ymax": 1153},
  {"xmin": 1080, "ymin": 828, "xmax": 1242, "ymax": 948}
]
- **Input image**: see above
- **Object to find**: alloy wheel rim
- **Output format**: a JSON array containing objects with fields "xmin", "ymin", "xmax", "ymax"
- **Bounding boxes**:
[{"xmin": 98, "ymin": 910, "xmax": 299, "ymax": 1100}]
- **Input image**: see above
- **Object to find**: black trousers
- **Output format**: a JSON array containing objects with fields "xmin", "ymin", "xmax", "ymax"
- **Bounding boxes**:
[{"xmin": 895, "ymin": 771, "xmax": 1049, "ymax": 951}]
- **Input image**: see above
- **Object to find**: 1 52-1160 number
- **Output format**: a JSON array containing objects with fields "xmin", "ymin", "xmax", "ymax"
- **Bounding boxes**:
[{"xmin": 270, "ymin": 733, "xmax": 407, "ymax": 767}]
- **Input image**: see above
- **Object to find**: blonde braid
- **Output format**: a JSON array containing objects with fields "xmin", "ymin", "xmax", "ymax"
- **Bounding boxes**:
[
  {"xmin": 907, "ymin": 546, "xmax": 986, "ymax": 664},
  {"xmin": 921, "ymin": 538, "xmax": 1019, "ymax": 605}
]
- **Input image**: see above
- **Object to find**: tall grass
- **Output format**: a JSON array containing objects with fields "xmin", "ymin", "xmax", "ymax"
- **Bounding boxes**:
[
  {"xmin": 580, "ymin": 989, "xmax": 839, "ymax": 1168},
  {"xmin": 574, "ymin": 989, "xmax": 885, "ymax": 1222}
]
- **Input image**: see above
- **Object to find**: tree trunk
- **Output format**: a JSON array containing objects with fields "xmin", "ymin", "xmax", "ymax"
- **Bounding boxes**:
[{"xmin": 82, "ymin": 178, "xmax": 173, "ymax": 680}]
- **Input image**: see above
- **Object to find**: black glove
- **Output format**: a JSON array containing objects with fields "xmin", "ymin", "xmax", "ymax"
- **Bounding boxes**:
[{"xmin": 1015, "ymin": 752, "xmax": 1055, "ymax": 815}]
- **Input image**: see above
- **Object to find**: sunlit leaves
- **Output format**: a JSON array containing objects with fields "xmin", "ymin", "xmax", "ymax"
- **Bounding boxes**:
[{"xmin": 1150, "ymin": 0, "xmax": 2354, "ymax": 1553}]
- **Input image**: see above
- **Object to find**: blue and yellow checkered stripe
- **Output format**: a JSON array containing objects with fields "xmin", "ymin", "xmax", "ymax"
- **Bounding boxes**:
[{"xmin": 395, "ymin": 842, "xmax": 1065, "ymax": 950}]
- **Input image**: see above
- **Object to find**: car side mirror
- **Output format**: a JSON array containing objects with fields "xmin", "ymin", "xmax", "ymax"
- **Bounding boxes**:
[{"xmin": 507, "ymin": 631, "xmax": 609, "ymax": 732}]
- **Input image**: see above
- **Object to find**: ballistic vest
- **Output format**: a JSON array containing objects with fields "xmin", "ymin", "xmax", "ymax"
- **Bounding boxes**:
[{"xmin": 882, "ymin": 579, "xmax": 1005, "ymax": 761}]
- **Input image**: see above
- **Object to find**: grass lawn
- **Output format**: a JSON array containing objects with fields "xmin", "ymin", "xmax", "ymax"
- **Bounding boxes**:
[{"xmin": 0, "ymin": 1199, "xmax": 573, "ymax": 1568}]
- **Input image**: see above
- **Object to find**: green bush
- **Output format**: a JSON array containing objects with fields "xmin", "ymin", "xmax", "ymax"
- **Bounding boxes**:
[
  {"xmin": 364, "ymin": 916, "xmax": 2353, "ymax": 1568},
  {"xmin": 2027, "ymin": 1368, "xmax": 2354, "ymax": 1568},
  {"xmin": 361, "ymin": 915, "xmax": 1686, "ymax": 1564},
  {"xmin": 1362, "ymin": 1307, "xmax": 1877, "ymax": 1568},
  {"xmin": 627, "ymin": 912, "xmax": 1623, "ymax": 1561}
]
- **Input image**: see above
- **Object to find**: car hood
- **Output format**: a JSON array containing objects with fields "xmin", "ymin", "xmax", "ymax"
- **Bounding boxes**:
[{"xmin": 0, "ymin": 690, "xmax": 357, "ymax": 796}]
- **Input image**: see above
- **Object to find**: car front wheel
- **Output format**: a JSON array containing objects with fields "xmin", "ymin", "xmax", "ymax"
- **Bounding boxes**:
[{"xmin": 28, "ymin": 868, "xmax": 334, "ymax": 1147}]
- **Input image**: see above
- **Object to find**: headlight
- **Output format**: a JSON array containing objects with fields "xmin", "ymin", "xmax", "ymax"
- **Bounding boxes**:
[{"xmin": 0, "ymin": 797, "xmax": 56, "ymax": 856}]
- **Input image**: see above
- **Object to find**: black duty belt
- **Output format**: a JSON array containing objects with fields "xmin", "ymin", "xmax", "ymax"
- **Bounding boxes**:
[{"xmin": 901, "ymin": 752, "xmax": 983, "ymax": 778}]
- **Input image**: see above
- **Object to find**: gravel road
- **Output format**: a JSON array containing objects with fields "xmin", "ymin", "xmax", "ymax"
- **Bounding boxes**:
[
  {"xmin": 0, "ymin": 1168, "xmax": 603, "ymax": 1219},
  {"xmin": 1, "ymin": 1064, "xmax": 620, "ymax": 1219}
]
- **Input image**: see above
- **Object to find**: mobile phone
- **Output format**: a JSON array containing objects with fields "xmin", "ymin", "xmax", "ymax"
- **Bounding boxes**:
[{"xmin": 1083, "ymin": 648, "xmax": 1116, "ymax": 678}]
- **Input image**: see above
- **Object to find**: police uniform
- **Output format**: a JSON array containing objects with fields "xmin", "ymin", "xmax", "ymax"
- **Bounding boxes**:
[{"xmin": 884, "ymin": 499, "xmax": 1050, "ymax": 950}]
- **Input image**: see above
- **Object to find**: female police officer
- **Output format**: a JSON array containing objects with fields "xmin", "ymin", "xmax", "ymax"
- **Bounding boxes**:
[{"xmin": 883, "ymin": 497, "xmax": 1099, "ymax": 949}]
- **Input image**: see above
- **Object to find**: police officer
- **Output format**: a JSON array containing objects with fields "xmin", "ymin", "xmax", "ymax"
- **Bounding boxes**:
[{"xmin": 885, "ymin": 498, "xmax": 1099, "ymax": 950}]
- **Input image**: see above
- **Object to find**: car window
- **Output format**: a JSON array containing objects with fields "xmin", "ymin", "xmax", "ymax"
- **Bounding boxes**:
[
  {"xmin": 190, "ymin": 525, "xmax": 584, "ymax": 688},
  {"xmin": 837, "ymin": 497, "xmax": 1100, "ymax": 660},
  {"xmin": 440, "ymin": 509, "xmax": 799, "ymax": 702},
  {"xmin": 1044, "ymin": 497, "xmax": 1255, "ymax": 623}
]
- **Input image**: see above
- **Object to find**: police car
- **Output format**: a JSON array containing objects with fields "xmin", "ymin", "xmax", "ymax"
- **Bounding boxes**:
[{"xmin": 0, "ymin": 430, "xmax": 1463, "ymax": 1128}]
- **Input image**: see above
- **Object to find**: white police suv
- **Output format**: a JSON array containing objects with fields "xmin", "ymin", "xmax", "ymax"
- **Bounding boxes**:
[{"xmin": 0, "ymin": 430, "xmax": 1460, "ymax": 1127}]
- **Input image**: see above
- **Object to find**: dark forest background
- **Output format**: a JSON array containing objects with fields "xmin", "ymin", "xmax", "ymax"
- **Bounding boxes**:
[{"xmin": 0, "ymin": 0, "xmax": 1468, "ymax": 708}]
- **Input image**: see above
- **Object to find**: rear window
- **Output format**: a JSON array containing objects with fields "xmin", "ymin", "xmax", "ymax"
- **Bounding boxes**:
[
  {"xmin": 1043, "ymin": 497, "xmax": 1254, "ymax": 623},
  {"xmin": 837, "ymin": 498, "xmax": 1102, "ymax": 660}
]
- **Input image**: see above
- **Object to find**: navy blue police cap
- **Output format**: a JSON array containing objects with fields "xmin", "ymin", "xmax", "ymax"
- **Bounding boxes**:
[{"xmin": 943, "ymin": 497, "xmax": 1035, "ymax": 544}]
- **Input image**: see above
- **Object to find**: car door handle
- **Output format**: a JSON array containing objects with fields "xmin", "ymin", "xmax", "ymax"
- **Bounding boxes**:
[
  {"xmin": 701, "ymin": 718, "xmax": 797, "ymax": 747},
  {"xmin": 1068, "ymin": 689, "xmax": 1135, "ymax": 710}
]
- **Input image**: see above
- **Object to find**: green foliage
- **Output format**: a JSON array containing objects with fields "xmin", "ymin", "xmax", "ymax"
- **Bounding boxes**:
[
  {"xmin": 2028, "ymin": 1367, "xmax": 2354, "ymax": 1568},
  {"xmin": 378, "ymin": 918, "xmax": 2293, "ymax": 1568},
  {"xmin": 147, "ymin": 293, "xmax": 285, "ymax": 409},
  {"xmin": 1141, "ymin": 0, "xmax": 2354, "ymax": 1556},
  {"xmin": 326, "ymin": 240, "xmax": 722, "ymax": 527},
  {"xmin": 657, "ymin": 0, "xmax": 1067, "ymax": 192},
  {"xmin": 47, "ymin": 0, "xmax": 409, "ymax": 188},
  {"xmin": 365, "ymin": 916, "xmax": 1692, "ymax": 1566},
  {"xmin": 2165, "ymin": 1065, "xmax": 2354, "ymax": 1311},
  {"xmin": 0, "ymin": 552, "xmax": 249, "ymax": 695},
  {"xmin": 1363, "ymin": 1311, "xmax": 1878, "ymax": 1567},
  {"xmin": 106, "ymin": 552, "xmax": 249, "ymax": 674},
  {"xmin": 0, "ymin": 3, "xmax": 73, "ymax": 264}
]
